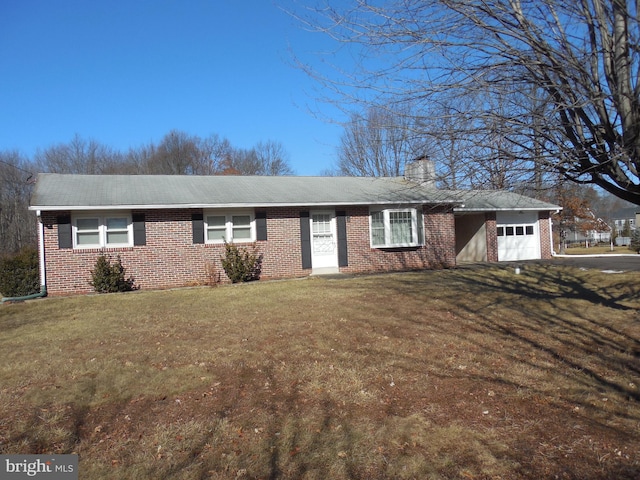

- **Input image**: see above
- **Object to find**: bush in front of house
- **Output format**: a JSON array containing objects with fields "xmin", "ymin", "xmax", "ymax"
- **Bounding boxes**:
[
  {"xmin": 0, "ymin": 247, "xmax": 40, "ymax": 297},
  {"xmin": 90, "ymin": 255, "xmax": 136, "ymax": 293},
  {"xmin": 220, "ymin": 241, "xmax": 261, "ymax": 283},
  {"xmin": 629, "ymin": 229, "xmax": 640, "ymax": 254}
]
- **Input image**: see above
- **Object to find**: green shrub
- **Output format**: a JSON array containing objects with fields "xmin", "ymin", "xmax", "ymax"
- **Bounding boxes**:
[
  {"xmin": 0, "ymin": 247, "xmax": 40, "ymax": 297},
  {"xmin": 90, "ymin": 255, "xmax": 136, "ymax": 293},
  {"xmin": 220, "ymin": 241, "xmax": 262, "ymax": 283},
  {"xmin": 629, "ymin": 229, "xmax": 640, "ymax": 254}
]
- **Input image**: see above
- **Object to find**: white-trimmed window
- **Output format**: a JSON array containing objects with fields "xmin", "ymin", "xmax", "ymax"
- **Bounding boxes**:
[
  {"xmin": 205, "ymin": 211, "xmax": 255, "ymax": 243},
  {"xmin": 370, "ymin": 207, "xmax": 424, "ymax": 248},
  {"xmin": 73, "ymin": 213, "xmax": 133, "ymax": 248}
]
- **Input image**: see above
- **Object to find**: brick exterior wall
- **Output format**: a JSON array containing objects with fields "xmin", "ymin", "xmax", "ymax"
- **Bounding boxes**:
[
  {"xmin": 40, "ymin": 206, "xmax": 458, "ymax": 296},
  {"xmin": 538, "ymin": 211, "xmax": 553, "ymax": 259},
  {"xmin": 340, "ymin": 205, "xmax": 456, "ymax": 275},
  {"xmin": 38, "ymin": 206, "xmax": 554, "ymax": 296},
  {"xmin": 485, "ymin": 212, "xmax": 498, "ymax": 262}
]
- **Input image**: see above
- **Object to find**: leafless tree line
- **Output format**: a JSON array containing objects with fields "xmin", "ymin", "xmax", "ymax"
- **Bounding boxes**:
[
  {"xmin": 0, "ymin": 131, "xmax": 293, "ymax": 256},
  {"xmin": 29, "ymin": 131, "xmax": 293, "ymax": 176}
]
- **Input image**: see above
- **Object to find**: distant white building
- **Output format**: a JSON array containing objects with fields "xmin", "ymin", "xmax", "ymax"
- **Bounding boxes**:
[
  {"xmin": 612, "ymin": 207, "xmax": 639, "ymax": 233},
  {"xmin": 610, "ymin": 207, "xmax": 639, "ymax": 245}
]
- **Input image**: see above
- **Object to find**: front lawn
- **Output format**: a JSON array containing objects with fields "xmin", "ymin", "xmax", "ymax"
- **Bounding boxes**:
[
  {"xmin": 562, "ymin": 245, "xmax": 625, "ymax": 255},
  {"xmin": 1, "ymin": 264, "xmax": 638, "ymax": 479}
]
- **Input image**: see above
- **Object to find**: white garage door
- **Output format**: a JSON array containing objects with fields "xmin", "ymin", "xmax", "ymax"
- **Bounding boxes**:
[{"xmin": 496, "ymin": 212, "xmax": 540, "ymax": 261}]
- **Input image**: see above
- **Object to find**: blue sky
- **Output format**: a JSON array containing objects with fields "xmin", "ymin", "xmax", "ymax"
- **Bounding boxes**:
[{"xmin": 0, "ymin": 0, "xmax": 345, "ymax": 175}]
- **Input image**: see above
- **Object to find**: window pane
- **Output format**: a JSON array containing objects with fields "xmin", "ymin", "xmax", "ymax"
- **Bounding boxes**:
[
  {"xmin": 76, "ymin": 218, "xmax": 100, "ymax": 246},
  {"xmin": 312, "ymin": 214, "xmax": 332, "ymax": 235},
  {"xmin": 77, "ymin": 218, "xmax": 99, "ymax": 230},
  {"xmin": 526, "ymin": 225, "xmax": 534, "ymax": 235},
  {"xmin": 516, "ymin": 226, "xmax": 524, "ymax": 235},
  {"xmin": 232, "ymin": 216, "xmax": 252, "ymax": 240},
  {"xmin": 77, "ymin": 232, "xmax": 100, "ymax": 245},
  {"xmin": 232, "ymin": 215, "xmax": 251, "ymax": 226},
  {"xmin": 206, "ymin": 216, "xmax": 226, "ymax": 242},
  {"xmin": 371, "ymin": 211, "xmax": 385, "ymax": 246},
  {"xmin": 107, "ymin": 217, "xmax": 128, "ymax": 230},
  {"xmin": 389, "ymin": 211, "xmax": 413, "ymax": 244},
  {"xmin": 207, "ymin": 230, "xmax": 226, "ymax": 242},
  {"xmin": 207, "ymin": 216, "xmax": 225, "ymax": 227},
  {"xmin": 106, "ymin": 231, "xmax": 129, "ymax": 244},
  {"xmin": 232, "ymin": 226, "xmax": 251, "ymax": 240},
  {"xmin": 506, "ymin": 226, "xmax": 514, "ymax": 236},
  {"xmin": 497, "ymin": 227, "xmax": 504, "ymax": 236}
]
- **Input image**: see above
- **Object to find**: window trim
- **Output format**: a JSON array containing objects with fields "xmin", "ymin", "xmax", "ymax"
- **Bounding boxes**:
[
  {"xmin": 72, "ymin": 212, "xmax": 133, "ymax": 249},
  {"xmin": 204, "ymin": 210, "xmax": 256, "ymax": 244},
  {"xmin": 369, "ymin": 206, "xmax": 424, "ymax": 248}
]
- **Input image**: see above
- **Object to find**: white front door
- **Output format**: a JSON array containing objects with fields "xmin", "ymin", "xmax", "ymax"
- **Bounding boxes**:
[{"xmin": 311, "ymin": 211, "xmax": 338, "ymax": 269}]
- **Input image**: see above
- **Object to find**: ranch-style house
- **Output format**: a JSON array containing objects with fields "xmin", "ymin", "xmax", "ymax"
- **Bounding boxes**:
[{"xmin": 29, "ymin": 160, "xmax": 560, "ymax": 296}]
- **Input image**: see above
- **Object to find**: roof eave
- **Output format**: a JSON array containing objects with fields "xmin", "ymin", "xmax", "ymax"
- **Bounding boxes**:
[
  {"xmin": 454, "ymin": 207, "xmax": 562, "ymax": 212},
  {"xmin": 30, "ymin": 199, "xmax": 462, "ymax": 211}
]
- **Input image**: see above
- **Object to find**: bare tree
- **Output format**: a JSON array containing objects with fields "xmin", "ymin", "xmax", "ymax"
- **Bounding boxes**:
[
  {"xmin": 143, "ymin": 130, "xmax": 206, "ymax": 175},
  {"xmin": 0, "ymin": 152, "xmax": 36, "ymax": 255},
  {"xmin": 294, "ymin": 0, "xmax": 640, "ymax": 204},
  {"xmin": 422, "ymin": 98, "xmax": 478, "ymax": 189},
  {"xmin": 133, "ymin": 131, "xmax": 237, "ymax": 175},
  {"xmin": 199, "ymin": 134, "xmax": 234, "ymax": 175},
  {"xmin": 337, "ymin": 104, "xmax": 428, "ymax": 176},
  {"xmin": 220, "ymin": 140, "xmax": 294, "ymax": 175},
  {"xmin": 253, "ymin": 140, "xmax": 295, "ymax": 175},
  {"xmin": 34, "ymin": 134, "xmax": 124, "ymax": 174}
]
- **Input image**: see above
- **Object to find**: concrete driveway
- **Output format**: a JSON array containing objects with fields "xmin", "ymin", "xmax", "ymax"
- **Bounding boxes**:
[{"xmin": 532, "ymin": 254, "xmax": 640, "ymax": 272}]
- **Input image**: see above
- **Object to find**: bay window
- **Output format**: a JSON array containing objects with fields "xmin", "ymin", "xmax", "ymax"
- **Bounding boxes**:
[{"xmin": 370, "ymin": 207, "xmax": 424, "ymax": 248}]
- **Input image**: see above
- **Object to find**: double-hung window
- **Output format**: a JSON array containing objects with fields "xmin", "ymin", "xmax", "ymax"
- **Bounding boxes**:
[
  {"xmin": 370, "ymin": 207, "xmax": 424, "ymax": 248},
  {"xmin": 73, "ymin": 213, "xmax": 132, "ymax": 248},
  {"xmin": 205, "ymin": 211, "xmax": 255, "ymax": 243}
]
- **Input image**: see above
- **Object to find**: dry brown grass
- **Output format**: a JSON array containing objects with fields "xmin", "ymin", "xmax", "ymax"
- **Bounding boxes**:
[
  {"xmin": 562, "ymin": 245, "xmax": 628, "ymax": 255},
  {"xmin": 1, "ymin": 263, "xmax": 639, "ymax": 479}
]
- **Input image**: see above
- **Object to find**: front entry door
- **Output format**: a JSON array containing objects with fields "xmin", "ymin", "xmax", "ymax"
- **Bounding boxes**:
[{"xmin": 310, "ymin": 211, "xmax": 338, "ymax": 269}]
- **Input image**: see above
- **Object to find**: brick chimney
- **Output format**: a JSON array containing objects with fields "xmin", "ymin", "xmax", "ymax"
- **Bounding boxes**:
[{"xmin": 404, "ymin": 156, "xmax": 437, "ymax": 188}]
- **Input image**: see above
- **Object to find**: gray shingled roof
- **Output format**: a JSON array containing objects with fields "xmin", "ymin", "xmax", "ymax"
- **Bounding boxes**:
[
  {"xmin": 29, "ymin": 174, "xmax": 560, "ymax": 212},
  {"xmin": 29, "ymin": 174, "xmax": 461, "ymax": 210},
  {"xmin": 449, "ymin": 190, "xmax": 560, "ymax": 212}
]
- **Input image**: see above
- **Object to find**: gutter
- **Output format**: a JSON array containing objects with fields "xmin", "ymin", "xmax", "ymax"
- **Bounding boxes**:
[
  {"xmin": 1, "ymin": 211, "xmax": 48, "ymax": 303},
  {"xmin": 29, "ymin": 199, "xmax": 465, "ymax": 211}
]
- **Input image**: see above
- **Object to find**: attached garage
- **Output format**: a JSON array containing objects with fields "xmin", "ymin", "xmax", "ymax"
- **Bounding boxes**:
[
  {"xmin": 450, "ymin": 190, "xmax": 560, "ymax": 263},
  {"xmin": 496, "ymin": 211, "xmax": 540, "ymax": 261}
]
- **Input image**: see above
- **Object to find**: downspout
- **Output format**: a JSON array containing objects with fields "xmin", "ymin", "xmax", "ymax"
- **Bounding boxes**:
[
  {"xmin": 550, "ymin": 211, "xmax": 557, "ymax": 256},
  {"xmin": 1, "ymin": 210, "xmax": 47, "ymax": 303}
]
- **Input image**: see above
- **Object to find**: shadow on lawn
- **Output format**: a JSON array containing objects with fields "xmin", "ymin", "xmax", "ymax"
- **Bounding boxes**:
[
  {"xmin": 338, "ymin": 265, "xmax": 640, "ymax": 478},
  {"xmin": 384, "ymin": 264, "xmax": 640, "ymax": 407}
]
